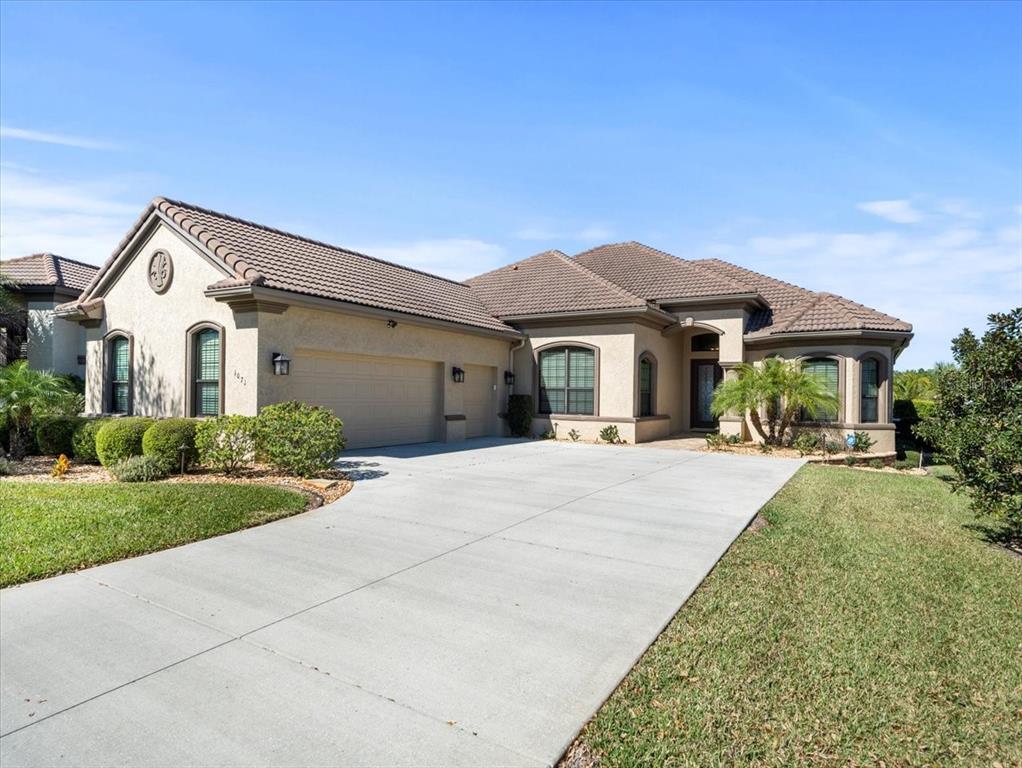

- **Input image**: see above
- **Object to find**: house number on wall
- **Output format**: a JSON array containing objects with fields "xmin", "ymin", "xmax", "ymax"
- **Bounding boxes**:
[
  {"xmin": 147, "ymin": 250, "xmax": 173, "ymax": 293},
  {"xmin": 233, "ymin": 370, "xmax": 248, "ymax": 387}
]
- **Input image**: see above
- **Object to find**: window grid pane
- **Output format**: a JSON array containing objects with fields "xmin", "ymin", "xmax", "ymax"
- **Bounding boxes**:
[
  {"xmin": 567, "ymin": 349, "xmax": 594, "ymax": 388},
  {"xmin": 537, "ymin": 347, "xmax": 594, "ymax": 415},
  {"xmin": 112, "ymin": 383, "xmax": 128, "ymax": 414},
  {"xmin": 112, "ymin": 338, "xmax": 128, "ymax": 383},
  {"xmin": 861, "ymin": 359, "xmax": 879, "ymax": 423},
  {"xmin": 802, "ymin": 359, "xmax": 838, "ymax": 422},
  {"xmin": 196, "ymin": 331, "xmax": 220, "ymax": 382}
]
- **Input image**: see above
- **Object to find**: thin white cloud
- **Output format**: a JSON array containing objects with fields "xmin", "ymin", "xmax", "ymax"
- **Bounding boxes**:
[
  {"xmin": 857, "ymin": 199, "xmax": 923, "ymax": 224},
  {"xmin": 356, "ymin": 238, "xmax": 508, "ymax": 282},
  {"xmin": 515, "ymin": 223, "xmax": 615, "ymax": 242},
  {"xmin": 0, "ymin": 125, "xmax": 118, "ymax": 151},
  {"xmin": 0, "ymin": 171, "xmax": 140, "ymax": 263}
]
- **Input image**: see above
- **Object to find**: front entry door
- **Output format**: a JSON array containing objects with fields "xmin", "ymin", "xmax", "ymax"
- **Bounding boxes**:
[{"xmin": 691, "ymin": 361, "xmax": 723, "ymax": 429}]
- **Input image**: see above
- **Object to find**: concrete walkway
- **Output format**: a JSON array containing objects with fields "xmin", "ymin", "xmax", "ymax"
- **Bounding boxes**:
[{"xmin": 1, "ymin": 439, "xmax": 802, "ymax": 768}]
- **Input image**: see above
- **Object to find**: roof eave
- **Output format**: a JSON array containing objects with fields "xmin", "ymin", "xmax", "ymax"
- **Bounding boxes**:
[
  {"xmin": 501, "ymin": 304, "xmax": 678, "ymax": 328},
  {"xmin": 657, "ymin": 292, "xmax": 766, "ymax": 309},
  {"xmin": 744, "ymin": 328, "xmax": 914, "ymax": 345},
  {"xmin": 207, "ymin": 284, "xmax": 522, "ymax": 340}
]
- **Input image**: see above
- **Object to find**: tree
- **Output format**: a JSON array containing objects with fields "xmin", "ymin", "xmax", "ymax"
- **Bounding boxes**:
[
  {"xmin": 711, "ymin": 358, "xmax": 838, "ymax": 445},
  {"xmin": 894, "ymin": 369, "xmax": 936, "ymax": 400},
  {"xmin": 917, "ymin": 308, "xmax": 1022, "ymax": 537},
  {"xmin": 0, "ymin": 361, "xmax": 72, "ymax": 459}
]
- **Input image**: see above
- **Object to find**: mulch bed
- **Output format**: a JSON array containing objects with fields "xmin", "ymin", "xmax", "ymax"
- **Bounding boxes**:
[{"xmin": 2, "ymin": 456, "xmax": 353, "ymax": 505}]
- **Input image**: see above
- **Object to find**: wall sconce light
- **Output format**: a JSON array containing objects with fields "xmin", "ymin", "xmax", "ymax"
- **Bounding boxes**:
[
  {"xmin": 271, "ymin": 352, "xmax": 291, "ymax": 376},
  {"xmin": 387, "ymin": 319, "xmax": 398, "ymax": 328},
  {"xmin": 451, "ymin": 366, "xmax": 465, "ymax": 383},
  {"xmin": 503, "ymin": 370, "xmax": 515, "ymax": 386}
]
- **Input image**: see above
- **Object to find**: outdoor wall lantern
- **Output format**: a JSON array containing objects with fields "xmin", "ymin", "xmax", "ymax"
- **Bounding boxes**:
[
  {"xmin": 503, "ymin": 370, "xmax": 515, "ymax": 386},
  {"xmin": 271, "ymin": 352, "xmax": 291, "ymax": 376},
  {"xmin": 451, "ymin": 366, "xmax": 465, "ymax": 383}
]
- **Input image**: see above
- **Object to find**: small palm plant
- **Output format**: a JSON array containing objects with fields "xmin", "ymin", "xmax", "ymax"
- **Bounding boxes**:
[
  {"xmin": 0, "ymin": 361, "xmax": 72, "ymax": 459},
  {"xmin": 711, "ymin": 358, "xmax": 838, "ymax": 446}
]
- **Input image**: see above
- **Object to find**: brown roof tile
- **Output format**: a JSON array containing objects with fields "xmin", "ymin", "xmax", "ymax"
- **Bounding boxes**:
[
  {"xmin": 466, "ymin": 250, "xmax": 649, "ymax": 318},
  {"xmin": 574, "ymin": 242, "xmax": 754, "ymax": 300},
  {"xmin": 0, "ymin": 253, "xmax": 98, "ymax": 293},
  {"xmin": 85, "ymin": 197, "xmax": 516, "ymax": 335}
]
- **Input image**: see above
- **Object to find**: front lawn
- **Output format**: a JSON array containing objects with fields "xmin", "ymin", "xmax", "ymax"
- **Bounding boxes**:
[
  {"xmin": 569, "ymin": 465, "xmax": 1022, "ymax": 766},
  {"xmin": 0, "ymin": 483, "xmax": 308, "ymax": 587}
]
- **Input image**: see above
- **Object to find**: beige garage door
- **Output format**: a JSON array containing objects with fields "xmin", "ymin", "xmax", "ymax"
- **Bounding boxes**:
[
  {"xmin": 464, "ymin": 364, "xmax": 497, "ymax": 438},
  {"xmin": 292, "ymin": 351, "xmax": 442, "ymax": 449}
]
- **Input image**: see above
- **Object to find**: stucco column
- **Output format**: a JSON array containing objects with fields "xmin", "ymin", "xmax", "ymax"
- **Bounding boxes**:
[{"xmin": 717, "ymin": 361, "xmax": 744, "ymax": 439}]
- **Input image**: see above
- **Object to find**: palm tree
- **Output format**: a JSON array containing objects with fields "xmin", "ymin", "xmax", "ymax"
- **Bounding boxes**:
[
  {"xmin": 0, "ymin": 361, "xmax": 71, "ymax": 459},
  {"xmin": 893, "ymin": 370, "xmax": 936, "ymax": 401},
  {"xmin": 711, "ymin": 358, "xmax": 838, "ymax": 445}
]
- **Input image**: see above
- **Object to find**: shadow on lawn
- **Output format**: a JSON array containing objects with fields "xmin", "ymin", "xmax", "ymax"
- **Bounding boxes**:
[{"xmin": 963, "ymin": 521, "xmax": 1022, "ymax": 559}]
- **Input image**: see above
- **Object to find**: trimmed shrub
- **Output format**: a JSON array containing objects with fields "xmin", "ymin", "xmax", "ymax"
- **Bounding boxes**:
[
  {"xmin": 142, "ymin": 418, "xmax": 199, "ymax": 472},
  {"xmin": 256, "ymin": 401, "xmax": 345, "ymax": 477},
  {"xmin": 844, "ymin": 455, "xmax": 858, "ymax": 466},
  {"xmin": 95, "ymin": 417, "xmax": 154, "ymax": 467},
  {"xmin": 852, "ymin": 430, "xmax": 875, "ymax": 453},
  {"xmin": 507, "ymin": 395, "xmax": 533, "ymax": 438},
  {"xmin": 109, "ymin": 455, "xmax": 169, "ymax": 483},
  {"xmin": 35, "ymin": 416, "xmax": 83, "ymax": 457},
  {"xmin": 195, "ymin": 414, "xmax": 258, "ymax": 474},
  {"xmin": 72, "ymin": 419, "xmax": 108, "ymax": 465},
  {"xmin": 792, "ymin": 432, "xmax": 820, "ymax": 457}
]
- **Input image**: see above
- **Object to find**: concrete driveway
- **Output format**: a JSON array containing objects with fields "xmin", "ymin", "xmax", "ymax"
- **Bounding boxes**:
[{"xmin": 1, "ymin": 439, "xmax": 802, "ymax": 767}]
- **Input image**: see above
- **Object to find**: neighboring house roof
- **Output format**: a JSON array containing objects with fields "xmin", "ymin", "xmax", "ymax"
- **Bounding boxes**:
[
  {"xmin": 80, "ymin": 197, "xmax": 516, "ymax": 335},
  {"xmin": 573, "ymin": 242, "xmax": 754, "ymax": 301},
  {"xmin": 0, "ymin": 253, "xmax": 98, "ymax": 294},
  {"xmin": 465, "ymin": 249, "xmax": 652, "ymax": 318}
]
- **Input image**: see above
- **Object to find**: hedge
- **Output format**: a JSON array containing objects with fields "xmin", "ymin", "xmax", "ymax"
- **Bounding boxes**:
[
  {"xmin": 34, "ymin": 416, "xmax": 84, "ymax": 457},
  {"xmin": 142, "ymin": 418, "xmax": 199, "ymax": 472},
  {"xmin": 95, "ymin": 417, "xmax": 155, "ymax": 467},
  {"xmin": 256, "ymin": 401, "xmax": 345, "ymax": 477},
  {"xmin": 507, "ymin": 394, "xmax": 533, "ymax": 438},
  {"xmin": 72, "ymin": 419, "xmax": 108, "ymax": 464}
]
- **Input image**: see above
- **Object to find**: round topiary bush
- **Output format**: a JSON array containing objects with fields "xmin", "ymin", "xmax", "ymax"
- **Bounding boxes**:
[
  {"xmin": 256, "ymin": 400, "xmax": 345, "ymax": 477},
  {"xmin": 35, "ymin": 416, "xmax": 83, "ymax": 456},
  {"xmin": 142, "ymin": 418, "xmax": 199, "ymax": 472},
  {"xmin": 95, "ymin": 417, "xmax": 155, "ymax": 467},
  {"xmin": 72, "ymin": 418, "xmax": 108, "ymax": 464}
]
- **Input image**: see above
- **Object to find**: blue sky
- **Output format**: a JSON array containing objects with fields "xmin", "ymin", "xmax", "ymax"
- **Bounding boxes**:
[{"xmin": 1, "ymin": 1, "xmax": 1019, "ymax": 368}]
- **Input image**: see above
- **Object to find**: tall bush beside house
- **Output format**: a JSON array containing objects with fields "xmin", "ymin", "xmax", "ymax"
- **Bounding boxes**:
[
  {"xmin": 95, "ymin": 417, "xmax": 155, "ymax": 467},
  {"xmin": 0, "ymin": 361, "xmax": 73, "ymax": 459},
  {"xmin": 256, "ymin": 401, "xmax": 345, "ymax": 477},
  {"xmin": 195, "ymin": 415, "xmax": 257, "ymax": 474},
  {"xmin": 711, "ymin": 358, "xmax": 837, "ymax": 446},
  {"xmin": 35, "ymin": 416, "xmax": 83, "ymax": 456},
  {"xmin": 917, "ymin": 308, "xmax": 1022, "ymax": 537},
  {"xmin": 507, "ymin": 394, "xmax": 533, "ymax": 438},
  {"xmin": 72, "ymin": 418, "xmax": 108, "ymax": 464},
  {"xmin": 142, "ymin": 418, "xmax": 198, "ymax": 472}
]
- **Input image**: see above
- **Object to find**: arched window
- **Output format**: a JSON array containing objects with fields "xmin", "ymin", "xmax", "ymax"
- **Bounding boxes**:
[
  {"xmin": 538, "ymin": 346, "xmax": 595, "ymax": 415},
  {"xmin": 107, "ymin": 334, "xmax": 131, "ymax": 414},
  {"xmin": 691, "ymin": 333, "xmax": 719, "ymax": 352},
  {"xmin": 860, "ymin": 357, "xmax": 881, "ymax": 423},
  {"xmin": 190, "ymin": 325, "xmax": 223, "ymax": 416},
  {"xmin": 801, "ymin": 357, "xmax": 839, "ymax": 422},
  {"xmin": 639, "ymin": 354, "xmax": 656, "ymax": 417}
]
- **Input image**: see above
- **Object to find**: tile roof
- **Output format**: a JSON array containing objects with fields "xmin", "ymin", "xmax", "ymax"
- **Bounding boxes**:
[
  {"xmin": 465, "ymin": 249, "xmax": 650, "ymax": 318},
  {"xmin": 86, "ymin": 197, "xmax": 517, "ymax": 335},
  {"xmin": 0, "ymin": 253, "xmax": 98, "ymax": 293},
  {"xmin": 573, "ymin": 242, "xmax": 754, "ymax": 300}
]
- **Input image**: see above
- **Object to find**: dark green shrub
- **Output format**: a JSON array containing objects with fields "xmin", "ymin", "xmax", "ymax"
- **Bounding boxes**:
[
  {"xmin": 34, "ymin": 416, "xmax": 83, "ymax": 456},
  {"xmin": 903, "ymin": 450, "xmax": 921, "ymax": 468},
  {"xmin": 599, "ymin": 424, "xmax": 622, "ymax": 444},
  {"xmin": 726, "ymin": 433, "xmax": 742, "ymax": 445},
  {"xmin": 894, "ymin": 459, "xmax": 915, "ymax": 471},
  {"xmin": 109, "ymin": 455, "xmax": 169, "ymax": 483},
  {"xmin": 852, "ymin": 430, "xmax": 875, "ymax": 453},
  {"xmin": 195, "ymin": 415, "xmax": 258, "ymax": 474},
  {"xmin": 844, "ymin": 455, "xmax": 858, "ymax": 466},
  {"xmin": 256, "ymin": 401, "xmax": 346, "ymax": 477},
  {"xmin": 705, "ymin": 432, "xmax": 727, "ymax": 450},
  {"xmin": 507, "ymin": 395, "xmax": 533, "ymax": 438},
  {"xmin": 95, "ymin": 417, "xmax": 154, "ymax": 467},
  {"xmin": 142, "ymin": 418, "xmax": 198, "ymax": 472},
  {"xmin": 72, "ymin": 419, "xmax": 108, "ymax": 464},
  {"xmin": 792, "ymin": 432, "xmax": 820, "ymax": 456},
  {"xmin": 868, "ymin": 458, "xmax": 884, "ymax": 470},
  {"xmin": 0, "ymin": 456, "xmax": 12, "ymax": 476}
]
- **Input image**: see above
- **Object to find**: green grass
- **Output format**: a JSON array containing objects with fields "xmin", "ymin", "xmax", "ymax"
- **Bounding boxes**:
[
  {"xmin": 574, "ymin": 465, "xmax": 1022, "ymax": 767},
  {"xmin": 0, "ymin": 482, "xmax": 308, "ymax": 587}
]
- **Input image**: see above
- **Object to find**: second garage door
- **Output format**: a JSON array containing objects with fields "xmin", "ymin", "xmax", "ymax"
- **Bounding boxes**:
[{"xmin": 292, "ymin": 351, "xmax": 443, "ymax": 449}]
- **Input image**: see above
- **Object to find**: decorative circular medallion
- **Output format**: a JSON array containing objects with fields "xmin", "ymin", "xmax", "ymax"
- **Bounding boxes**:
[{"xmin": 147, "ymin": 250, "xmax": 173, "ymax": 293}]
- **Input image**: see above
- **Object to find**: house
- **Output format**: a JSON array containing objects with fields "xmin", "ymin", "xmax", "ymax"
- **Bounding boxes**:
[
  {"xmin": 0, "ymin": 253, "xmax": 98, "ymax": 376},
  {"xmin": 55, "ymin": 197, "xmax": 912, "ymax": 451}
]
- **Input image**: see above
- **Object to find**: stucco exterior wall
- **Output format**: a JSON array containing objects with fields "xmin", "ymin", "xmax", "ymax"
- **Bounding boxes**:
[
  {"xmin": 84, "ymin": 223, "xmax": 258, "ymax": 416},
  {"xmin": 26, "ymin": 299, "xmax": 85, "ymax": 377},
  {"xmin": 256, "ymin": 304, "xmax": 512, "ymax": 435}
]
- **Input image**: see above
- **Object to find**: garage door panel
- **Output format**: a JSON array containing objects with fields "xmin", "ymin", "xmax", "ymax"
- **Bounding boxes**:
[{"xmin": 293, "ymin": 352, "xmax": 442, "ymax": 449}]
